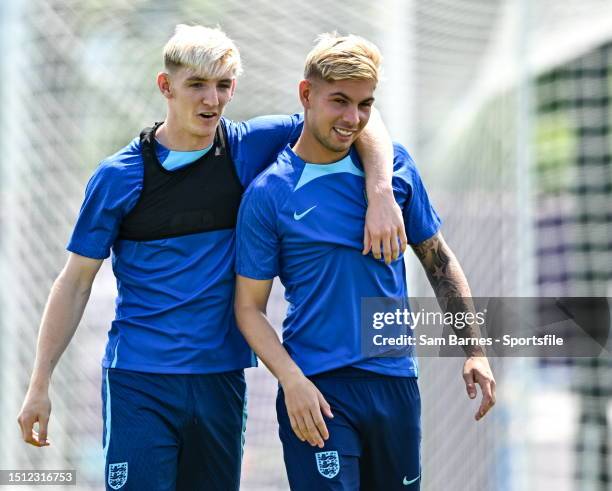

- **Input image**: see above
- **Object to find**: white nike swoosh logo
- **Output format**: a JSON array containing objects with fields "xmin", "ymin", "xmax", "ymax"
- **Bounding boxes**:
[
  {"xmin": 403, "ymin": 475, "xmax": 420, "ymax": 486},
  {"xmin": 293, "ymin": 205, "xmax": 317, "ymax": 220}
]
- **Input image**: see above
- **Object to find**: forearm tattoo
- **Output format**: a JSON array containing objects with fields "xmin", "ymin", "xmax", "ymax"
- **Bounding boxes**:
[{"xmin": 412, "ymin": 233, "xmax": 485, "ymax": 356}]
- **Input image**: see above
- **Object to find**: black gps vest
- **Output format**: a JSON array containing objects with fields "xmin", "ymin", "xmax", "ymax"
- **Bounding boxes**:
[{"xmin": 118, "ymin": 121, "xmax": 244, "ymax": 241}]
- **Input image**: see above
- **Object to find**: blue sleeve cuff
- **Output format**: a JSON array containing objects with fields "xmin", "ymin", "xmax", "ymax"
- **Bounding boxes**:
[
  {"xmin": 66, "ymin": 242, "xmax": 110, "ymax": 260},
  {"xmin": 408, "ymin": 217, "xmax": 442, "ymax": 245},
  {"xmin": 235, "ymin": 266, "xmax": 277, "ymax": 281}
]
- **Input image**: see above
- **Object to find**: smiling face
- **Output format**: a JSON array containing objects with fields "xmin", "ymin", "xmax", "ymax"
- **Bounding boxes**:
[
  {"xmin": 300, "ymin": 77, "xmax": 375, "ymax": 161},
  {"xmin": 158, "ymin": 66, "xmax": 236, "ymax": 149}
]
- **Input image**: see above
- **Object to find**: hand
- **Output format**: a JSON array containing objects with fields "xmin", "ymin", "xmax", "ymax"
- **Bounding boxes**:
[
  {"xmin": 281, "ymin": 374, "xmax": 333, "ymax": 448},
  {"xmin": 363, "ymin": 187, "xmax": 407, "ymax": 264},
  {"xmin": 17, "ymin": 388, "xmax": 52, "ymax": 447},
  {"xmin": 463, "ymin": 356, "xmax": 496, "ymax": 421}
]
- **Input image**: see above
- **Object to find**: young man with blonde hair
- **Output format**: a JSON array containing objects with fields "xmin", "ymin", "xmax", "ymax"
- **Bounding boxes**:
[
  {"xmin": 17, "ymin": 25, "xmax": 405, "ymax": 490},
  {"xmin": 235, "ymin": 34, "xmax": 496, "ymax": 490}
]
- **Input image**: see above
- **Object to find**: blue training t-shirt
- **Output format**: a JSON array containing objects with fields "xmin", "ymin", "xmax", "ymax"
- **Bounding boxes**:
[
  {"xmin": 235, "ymin": 143, "xmax": 441, "ymax": 377},
  {"xmin": 67, "ymin": 114, "xmax": 302, "ymax": 374},
  {"xmin": 155, "ymin": 141, "xmax": 212, "ymax": 170}
]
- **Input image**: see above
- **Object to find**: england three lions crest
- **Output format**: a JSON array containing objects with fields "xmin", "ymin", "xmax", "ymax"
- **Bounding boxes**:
[
  {"xmin": 108, "ymin": 462, "xmax": 128, "ymax": 489},
  {"xmin": 315, "ymin": 451, "xmax": 340, "ymax": 479}
]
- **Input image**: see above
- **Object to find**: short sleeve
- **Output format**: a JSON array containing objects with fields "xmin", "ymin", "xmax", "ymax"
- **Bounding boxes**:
[
  {"xmin": 225, "ymin": 114, "xmax": 303, "ymax": 187},
  {"xmin": 395, "ymin": 146, "xmax": 442, "ymax": 244},
  {"xmin": 235, "ymin": 182, "xmax": 281, "ymax": 280},
  {"xmin": 67, "ymin": 161, "xmax": 142, "ymax": 259}
]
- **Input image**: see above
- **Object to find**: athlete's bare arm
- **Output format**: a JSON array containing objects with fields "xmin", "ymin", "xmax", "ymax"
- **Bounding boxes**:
[
  {"xmin": 356, "ymin": 108, "xmax": 408, "ymax": 264},
  {"xmin": 411, "ymin": 232, "xmax": 496, "ymax": 420},
  {"xmin": 234, "ymin": 275, "xmax": 333, "ymax": 448},
  {"xmin": 17, "ymin": 253, "xmax": 103, "ymax": 446}
]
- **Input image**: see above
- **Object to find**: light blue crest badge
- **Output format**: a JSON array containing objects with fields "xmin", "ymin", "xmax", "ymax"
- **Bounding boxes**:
[
  {"xmin": 315, "ymin": 451, "xmax": 340, "ymax": 479},
  {"xmin": 108, "ymin": 462, "xmax": 128, "ymax": 489}
]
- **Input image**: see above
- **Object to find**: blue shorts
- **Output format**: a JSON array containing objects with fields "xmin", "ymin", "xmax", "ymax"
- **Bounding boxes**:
[
  {"xmin": 277, "ymin": 367, "xmax": 421, "ymax": 491},
  {"xmin": 101, "ymin": 368, "xmax": 246, "ymax": 491}
]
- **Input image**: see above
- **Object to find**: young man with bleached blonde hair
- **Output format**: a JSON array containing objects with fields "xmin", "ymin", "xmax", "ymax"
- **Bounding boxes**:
[
  {"xmin": 303, "ymin": 32, "xmax": 381, "ymax": 81},
  {"xmin": 17, "ymin": 25, "xmax": 406, "ymax": 491},
  {"xmin": 163, "ymin": 24, "xmax": 243, "ymax": 77},
  {"xmin": 235, "ymin": 33, "xmax": 496, "ymax": 490}
]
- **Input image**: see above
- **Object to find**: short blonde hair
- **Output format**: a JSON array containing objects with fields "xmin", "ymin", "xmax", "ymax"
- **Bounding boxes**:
[
  {"xmin": 163, "ymin": 24, "xmax": 243, "ymax": 79},
  {"xmin": 304, "ymin": 33, "xmax": 382, "ymax": 84}
]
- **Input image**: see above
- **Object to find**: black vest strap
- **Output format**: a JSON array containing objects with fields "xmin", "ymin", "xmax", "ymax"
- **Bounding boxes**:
[
  {"xmin": 139, "ymin": 121, "xmax": 164, "ymax": 168},
  {"xmin": 118, "ymin": 121, "xmax": 244, "ymax": 241}
]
